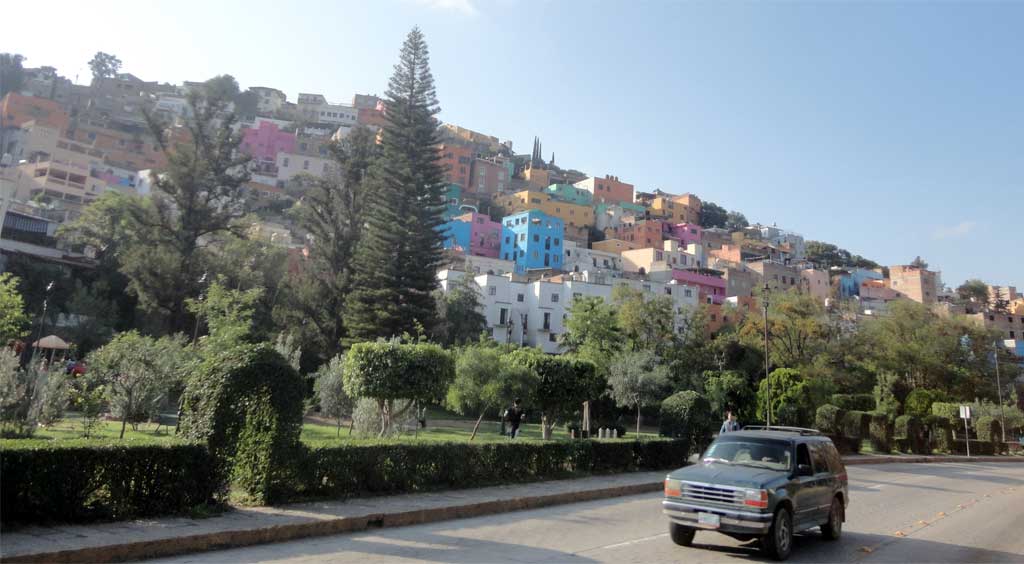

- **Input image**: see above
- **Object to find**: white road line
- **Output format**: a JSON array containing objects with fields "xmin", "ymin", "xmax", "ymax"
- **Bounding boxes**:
[{"xmin": 587, "ymin": 533, "xmax": 669, "ymax": 551}]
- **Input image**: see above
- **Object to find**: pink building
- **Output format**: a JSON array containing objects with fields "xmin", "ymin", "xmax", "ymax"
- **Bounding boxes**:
[
  {"xmin": 672, "ymin": 269, "xmax": 727, "ymax": 305},
  {"xmin": 455, "ymin": 212, "xmax": 502, "ymax": 258},
  {"xmin": 665, "ymin": 223, "xmax": 703, "ymax": 246},
  {"xmin": 240, "ymin": 121, "xmax": 296, "ymax": 163}
]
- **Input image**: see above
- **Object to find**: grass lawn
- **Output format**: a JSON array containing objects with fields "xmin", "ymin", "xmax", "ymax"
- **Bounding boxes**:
[{"xmin": 12, "ymin": 414, "xmax": 661, "ymax": 446}]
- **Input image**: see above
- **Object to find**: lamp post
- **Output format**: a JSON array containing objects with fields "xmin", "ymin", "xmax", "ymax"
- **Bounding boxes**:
[
  {"xmin": 762, "ymin": 283, "xmax": 771, "ymax": 429},
  {"xmin": 994, "ymin": 341, "xmax": 1006, "ymax": 443},
  {"xmin": 30, "ymin": 281, "xmax": 55, "ymax": 366},
  {"xmin": 191, "ymin": 272, "xmax": 208, "ymax": 345}
]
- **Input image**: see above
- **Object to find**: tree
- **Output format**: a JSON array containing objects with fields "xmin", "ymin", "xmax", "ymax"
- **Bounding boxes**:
[
  {"xmin": 88, "ymin": 51, "xmax": 121, "ymax": 80},
  {"xmin": 344, "ymin": 28, "xmax": 448, "ymax": 342},
  {"xmin": 279, "ymin": 127, "xmax": 377, "ymax": 359},
  {"xmin": 0, "ymin": 53, "xmax": 26, "ymax": 98},
  {"xmin": 739, "ymin": 290, "xmax": 831, "ymax": 369},
  {"xmin": 315, "ymin": 355, "xmax": 354, "ymax": 436},
  {"xmin": 725, "ymin": 211, "xmax": 749, "ymax": 231},
  {"xmin": 607, "ymin": 350, "xmax": 671, "ymax": 436},
  {"xmin": 956, "ymin": 279, "xmax": 989, "ymax": 304},
  {"xmin": 699, "ymin": 201, "xmax": 728, "ymax": 229},
  {"xmin": 446, "ymin": 345, "xmax": 538, "ymax": 440},
  {"xmin": 613, "ymin": 285, "xmax": 675, "ymax": 356},
  {"xmin": 659, "ymin": 390, "xmax": 713, "ymax": 449},
  {"xmin": 433, "ymin": 275, "xmax": 487, "ymax": 346},
  {"xmin": 234, "ymin": 89, "xmax": 260, "ymax": 117},
  {"xmin": 187, "ymin": 279, "xmax": 263, "ymax": 353},
  {"xmin": 201, "ymin": 75, "xmax": 240, "ymax": 101},
  {"xmin": 560, "ymin": 296, "xmax": 622, "ymax": 377},
  {"xmin": 507, "ymin": 348, "xmax": 603, "ymax": 439},
  {"xmin": 87, "ymin": 331, "xmax": 191, "ymax": 438},
  {"xmin": 704, "ymin": 370, "xmax": 757, "ymax": 424},
  {"xmin": 805, "ymin": 240, "xmax": 879, "ymax": 270},
  {"xmin": 756, "ymin": 368, "xmax": 814, "ymax": 427},
  {"xmin": 910, "ymin": 256, "xmax": 929, "ymax": 269},
  {"xmin": 0, "ymin": 273, "xmax": 30, "ymax": 343}
]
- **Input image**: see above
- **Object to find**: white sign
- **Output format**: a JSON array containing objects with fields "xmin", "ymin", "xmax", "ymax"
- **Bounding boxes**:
[{"xmin": 959, "ymin": 405, "xmax": 972, "ymax": 420}]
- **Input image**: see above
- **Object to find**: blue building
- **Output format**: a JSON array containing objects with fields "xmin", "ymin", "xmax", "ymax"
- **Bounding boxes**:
[
  {"xmin": 500, "ymin": 210, "xmax": 564, "ymax": 274},
  {"xmin": 835, "ymin": 267, "xmax": 883, "ymax": 298},
  {"xmin": 439, "ymin": 217, "xmax": 472, "ymax": 254}
]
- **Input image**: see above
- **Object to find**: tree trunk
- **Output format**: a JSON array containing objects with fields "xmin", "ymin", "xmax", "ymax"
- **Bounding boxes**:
[
  {"xmin": 348, "ymin": 417, "xmax": 355, "ymax": 436},
  {"xmin": 542, "ymin": 415, "xmax": 552, "ymax": 440},
  {"xmin": 120, "ymin": 415, "xmax": 128, "ymax": 439},
  {"xmin": 470, "ymin": 407, "xmax": 488, "ymax": 441}
]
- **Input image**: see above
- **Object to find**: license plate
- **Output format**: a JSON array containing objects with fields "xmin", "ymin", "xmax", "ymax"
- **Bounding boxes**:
[{"xmin": 697, "ymin": 512, "xmax": 721, "ymax": 528}]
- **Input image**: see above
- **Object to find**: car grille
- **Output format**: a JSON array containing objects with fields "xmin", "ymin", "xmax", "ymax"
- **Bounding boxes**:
[{"xmin": 680, "ymin": 482, "xmax": 744, "ymax": 507}]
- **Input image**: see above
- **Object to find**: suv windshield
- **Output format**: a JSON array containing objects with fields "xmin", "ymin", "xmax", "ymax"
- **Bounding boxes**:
[{"xmin": 702, "ymin": 440, "xmax": 792, "ymax": 471}]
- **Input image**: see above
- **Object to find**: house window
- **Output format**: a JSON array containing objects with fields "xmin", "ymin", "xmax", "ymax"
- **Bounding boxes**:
[
  {"xmin": 499, "ymin": 308, "xmax": 508, "ymax": 325},
  {"xmin": 549, "ymin": 333, "xmax": 558, "ymax": 342},
  {"xmin": 517, "ymin": 293, "xmax": 524, "ymax": 302},
  {"xmin": 684, "ymin": 289, "xmax": 692, "ymax": 297},
  {"xmin": 553, "ymin": 238, "xmax": 561, "ymax": 246},
  {"xmin": 551, "ymin": 294, "xmax": 559, "ymax": 303},
  {"xmin": 488, "ymin": 286, "xmax": 496, "ymax": 296},
  {"xmin": 520, "ymin": 234, "xmax": 526, "ymax": 241},
  {"xmin": 303, "ymin": 160, "xmax": 309, "ymax": 170},
  {"xmin": 533, "ymin": 234, "xmax": 540, "ymax": 242}
]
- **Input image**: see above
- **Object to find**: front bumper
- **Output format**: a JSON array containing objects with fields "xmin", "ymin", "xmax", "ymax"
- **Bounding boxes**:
[{"xmin": 662, "ymin": 499, "xmax": 772, "ymax": 534}]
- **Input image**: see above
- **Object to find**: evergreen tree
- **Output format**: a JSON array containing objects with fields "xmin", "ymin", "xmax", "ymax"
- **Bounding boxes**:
[{"xmin": 344, "ymin": 28, "xmax": 446, "ymax": 342}]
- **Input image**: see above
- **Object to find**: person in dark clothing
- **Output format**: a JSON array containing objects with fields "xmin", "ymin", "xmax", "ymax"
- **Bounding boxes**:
[{"xmin": 505, "ymin": 398, "xmax": 525, "ymax": 439}]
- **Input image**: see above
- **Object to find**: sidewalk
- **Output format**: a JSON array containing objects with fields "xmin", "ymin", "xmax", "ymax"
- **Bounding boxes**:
[{"xmin": 3, "ymin": 454, "xmax": 1021, "ymax": 563}]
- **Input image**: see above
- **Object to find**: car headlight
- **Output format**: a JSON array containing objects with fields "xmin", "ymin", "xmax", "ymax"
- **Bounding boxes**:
[
  {"xmin": 743, "ymin": 488, "xmax": 768, "ymax": 508},
  {"xmin": 664, "ymin": 478, "xmax": 681, "ymax": 498}
]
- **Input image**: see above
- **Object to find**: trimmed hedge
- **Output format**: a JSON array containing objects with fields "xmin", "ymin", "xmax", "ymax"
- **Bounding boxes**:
[
  {"xmin": 0, "ymin": 441, "xmax": 218, "ymax": 525},
  {"xmin": 923, "ymin": 415, "xmax": 953, "ymax": 453},
  {"xmin": 659, "ymin": 391, "xmax": 712, "ymax": 451},
  {"xmin": 975, "ymin": 417, "xmax": 1006, "ymax": 454},
  {"xmin": 868, "ymin": 411, "xmax": 892, "ymax": 453},
  {"xmin": 831, "ymin": 394, "xmax": 875, "ymax": 412},
  {"xmin": 841, "ymin": 410, "xmax": 870, "ymax": 440},
  {"xmin": 815, "ymin": 405, "xmax": 845, "ymax": 436},
  {"xmin": 894, "ymin": 415, "xmax": 927, "ymax": 454},
  {"xmin": 951, "ymin": 439, "xmax": 995, "ymax": 456},
  {"xmin": 930, "ymin": 402, "xmax": 960, "ymax": 426},
  {"xmin": 294, "ymin": 439, "xmax": 692, "ymax": 500}
]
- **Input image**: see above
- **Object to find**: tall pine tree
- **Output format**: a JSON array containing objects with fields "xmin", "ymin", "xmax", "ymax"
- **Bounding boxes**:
[{"xmin": 344, "ymin": 28, "xmax": 447, "ymax": 342}]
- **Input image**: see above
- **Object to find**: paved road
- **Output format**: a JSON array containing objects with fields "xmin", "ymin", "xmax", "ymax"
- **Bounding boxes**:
[{"xmin": 151, "ymin": 462, "xmax": 1024, "ymax": 563}]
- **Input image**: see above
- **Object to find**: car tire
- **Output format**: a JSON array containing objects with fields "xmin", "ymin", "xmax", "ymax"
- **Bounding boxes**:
[
  {"xmin": 761, "ymin": 506, "xmax": 793, "ymax": 561},
  {"xmin": 821, "ymin": 497, "xmax": 843, "ymax": 541},
  {"xmin": 669, "ymin": 522, "xmax": 696, "ymax": 546}
]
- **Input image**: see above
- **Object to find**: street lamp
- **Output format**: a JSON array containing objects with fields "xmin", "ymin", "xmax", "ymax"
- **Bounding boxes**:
[
  {"xmin": 762, "ymin": 283, "xmax": 771, "ymax": 429},
  {"xmin": 994, "ymin": 341, "xmax": 1006, "ymax": 443},
  {"xmin": 30, "ymin": 281, "xmax": 55, "ymax": 366},
  {"xmin": 191, "ymin": 272, "xmax": 208, "ymax": 344}
]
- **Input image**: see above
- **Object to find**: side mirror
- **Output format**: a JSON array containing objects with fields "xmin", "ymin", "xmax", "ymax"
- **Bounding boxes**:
[{"xmin": 797, "ymin": 464, "xmax": 813, "ymax": 476}]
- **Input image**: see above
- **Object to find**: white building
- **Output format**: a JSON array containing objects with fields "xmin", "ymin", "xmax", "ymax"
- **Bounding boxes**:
[
  {"xmin": 250, "ymin": 87, "xmax": 287, "ymax": 115},
  {"xmin": 276, "ymin": 152, "xmax": 335, "ymax": 183},
  {"xmin": 297, "ymin": 93, "xmax": 358, "ymax": 132},
  {"xmin": 593, "ymin": 203, "xmax": 641, "ymax": 232},
  {"xmin": 563, "ymin": 241, "xmax": 622, "ymax": 278},
  {"xmin": 758, "ymin": 224, "xmax": 806, "ymax": 261},
  {"xmin": 437, "ymin": 269, "xmax": 700, "ymax": 354},
  {"xmin": 153, "ymin": 95, "xmax": 192, "ymax": 121}
]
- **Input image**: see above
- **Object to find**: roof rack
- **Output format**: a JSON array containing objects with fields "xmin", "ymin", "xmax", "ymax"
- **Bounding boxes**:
[{"xmin": 741, "ymin": 426, "xmax": 823, "ymax": 436}]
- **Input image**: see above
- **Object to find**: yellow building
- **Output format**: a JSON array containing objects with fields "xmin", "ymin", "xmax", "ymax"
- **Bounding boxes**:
[
  {"xmin": 494, "ymin": 190, "xmax": 594, "ymax": 243},
  {"xmin": 649, "ymin": 192, "xmax": 701, "ymax": 224}
]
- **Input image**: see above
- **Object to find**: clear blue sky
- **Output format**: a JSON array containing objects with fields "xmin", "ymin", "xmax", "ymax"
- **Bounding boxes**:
[{"xmin": 7, "ymin": 0, "xmax": 1022, "ymax": 288}]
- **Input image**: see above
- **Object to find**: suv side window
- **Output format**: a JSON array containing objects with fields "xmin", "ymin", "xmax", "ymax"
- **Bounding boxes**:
[
  {"xmin": 821, "ymin": 442, "xmax": 844, "ymax": 473},
  {"xmin": 809, "ymin": 442, "xmax": 829, "ymax": 474},
  {"xmin": 796, "ymin": 443, "xmax": 812, "ymax": 470}
]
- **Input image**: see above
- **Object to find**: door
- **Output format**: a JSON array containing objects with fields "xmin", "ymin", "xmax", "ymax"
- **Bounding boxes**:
[
  {"xmin": 807, "ymin": 442, "xmax": 836, "ymax": 524},
  {"xmin": 791, "ymin": 443, "xmax": 828, "ymax": 529}
]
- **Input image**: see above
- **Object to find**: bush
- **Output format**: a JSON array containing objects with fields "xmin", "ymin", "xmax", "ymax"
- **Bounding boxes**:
[
  {"xmin": 506, "ymin": 349, "xmax": 603, "ymax": 438},
  {"xmin": 757, "ymin": 369, "xmax": 814, "ymax": 428},
  {"xmin": 179, "ymin": 344, "xmax": 306, "ymax": 504},
  {"xmin": 923, "ymin": 415, "xmax": 953, "ymax": 453},
  {"xmin": 975, "ymin": 416, "xmax": 1004, "ymax": 452},
  {"xmin": 0, "ymin": 441, "xmax": 218, "ymax": 525},
  {"xmin": 951, "ymin": 439, "xmax": 995, "ymax": 456},
  {"xmin": 294, "ymin": 439, "xmax": 691, "ymax": 500},
  {"xmin": 894, "ymin": 415, "xmax": 927, "ymax": 454},
  {"xmin": 840, "ymin": 410, "xmax": 870, "ymax": 440},
  {"xmin": 831, "ymin": 393, "xmax": 875, "ymax": 412},
  {"xmin": 815, "ymin": 405, "xmax": 845, "ymax": 435},
  {"xmin": 904, "ymin": 389, "xmax": 938, "ymax": 418},
  {"xmin": 659, "ymin": 391, "xmax": 712, "ymax": 450},
  {"xmin": 931, "ymin": 402, "xmax": 960, "ymax": 427},
  {"xmin": 868, "ymin": 411, "xmax": 892, "ymax": 453}
]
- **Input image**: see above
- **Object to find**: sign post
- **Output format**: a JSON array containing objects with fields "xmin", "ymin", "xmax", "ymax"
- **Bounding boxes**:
[{"xmin": 959, "ymin": 405, "xmax": 972, "ymax": 457}]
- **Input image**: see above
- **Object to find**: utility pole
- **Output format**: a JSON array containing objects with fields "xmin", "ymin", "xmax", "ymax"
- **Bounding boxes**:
[
  {"xmin": 994, "ymin": 341, "xmax": 1006, "ymax": 443},
  {"xmin": 762, "ymin": 283, "xmax": 771, "ymax": 429}
]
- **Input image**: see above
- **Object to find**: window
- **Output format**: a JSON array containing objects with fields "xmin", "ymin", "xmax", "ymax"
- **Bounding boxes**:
[
  {"xmin": 553, "ymin": 238, "xmax": 561, "ymax": 246},
  {"xmin": 549, "ymin": 333, "xmax": 558, "ymax": 343},
  {"xmin": 303, "ymin": 160, "xmax": 309, "ymax": 170},
  {"xmin": 505, "ymin": 236, "xmax": 510, "ymax": 244},
  {"xmin": 488, "ymin": 286, "xmax": 496, "ymax": 296},
  {"xmin": 499, "ymin": 308, "xmax": 508, "ymax": 325},
  {"xmin": 533, "ymin": 234, "xmax": 540, "ymax": 242},
  {"xmin": 551, "ymin": 294, "xmax": 559, "ymax": 303},
  {"xmin": 573, "ymin": 292, "xmax": 582, "ymax": 299},
  {"xmin": 543, "ymin": 312, "xmax": 551, "ymax": 329},
  {"xmin": 520, "ymin": 234, "xmax": 526, "ymax": 241},
  {"xmin": 809, "ymin": 443, "xmax": 829, "ymax": 475},
  {"xmin": 665, "ymin": 287, "xmax": 671, "ymax": 295},
  {"xmin": 517, "ymin": 293, "xmax": 524, "ymax": 302},
  {"xmin": 685, "ymin": 289, "xmax": 693, "ymax": 298}
]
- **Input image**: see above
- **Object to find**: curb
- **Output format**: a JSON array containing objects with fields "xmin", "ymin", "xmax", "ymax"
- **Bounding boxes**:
[
  {"xmin": 842, "ymin": 455, "xmax": 1024, "ymax": 465},
  {"xmin": 3, "ymin": 481, "xmax": 662, "ymax": 564}
]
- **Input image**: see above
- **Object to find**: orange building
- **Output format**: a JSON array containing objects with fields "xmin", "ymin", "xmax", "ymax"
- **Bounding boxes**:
[
  {"xmin": 574, "ymin": 175, "xmax": 634, "ymax": 205},
  {"xmin": 888, "ymin": 265, "xmax": 938, "ymax": 305},
  {"xmin": 603, "ymin": 219, "xmax": 666, "ymax": 249},
  {"xmin": 438, "ymin": 144, "xmax": 472, "ymax": 188},
  {"xmin": 64, "ymin": 122, "xmax": 167, "ymax": 171},
  {"xmin": 0, "ymin": 93, "xmax": 70, "ymax": 131},
  {"xmin": 493, "ymin": 189, "xmax": 593, "ymax": 243}
]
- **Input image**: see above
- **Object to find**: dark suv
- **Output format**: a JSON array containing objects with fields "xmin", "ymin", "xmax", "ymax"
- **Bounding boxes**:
[{"xmin": 662, "ymin": 427, "xmax": 849, "ymax": 560}]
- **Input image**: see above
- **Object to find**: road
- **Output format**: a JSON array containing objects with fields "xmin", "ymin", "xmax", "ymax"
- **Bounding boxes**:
[{"xmin": 151, "ymin": 462, "xmax": 1024, "ymax": 563}]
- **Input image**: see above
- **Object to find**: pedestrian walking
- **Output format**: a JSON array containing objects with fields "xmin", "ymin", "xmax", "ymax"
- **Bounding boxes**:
[
  {"xmin": 505, "ymin": 398, "xmax": 525, "ymax": 439},
  {"xmin": 720, "ymin": 410, "xmax": 740, "ymax": 434}
]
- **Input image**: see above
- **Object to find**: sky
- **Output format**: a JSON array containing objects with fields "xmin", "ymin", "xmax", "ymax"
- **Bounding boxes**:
[{"xmin": 5, "ymin": 0, "xmax": 1022, "ymax": 288}]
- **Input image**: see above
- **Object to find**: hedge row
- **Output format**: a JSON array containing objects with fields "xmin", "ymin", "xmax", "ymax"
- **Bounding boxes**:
[
  {"xmin": 294, "ymin": 439, "xmax": 692, "ymax": 500},
  {"xmin": 0, "ymin": 441, "xmax": 218, "ymax": 525},
  {"xmin": 830, "ymin": 394, "xmax": 875, "ymax": 412}
]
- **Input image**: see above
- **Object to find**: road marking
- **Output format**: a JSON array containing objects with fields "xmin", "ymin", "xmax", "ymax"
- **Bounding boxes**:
[{"xmin": 594, "ymin": 533, "xmax": 668, "ymax": 550}]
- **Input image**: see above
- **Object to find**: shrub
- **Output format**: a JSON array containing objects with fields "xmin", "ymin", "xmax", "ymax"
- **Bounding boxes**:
[
  {"xmin": 814, "ymin": 404, "xmax": 845, "ymax": 435},
  {"xmin": 704, "ymin": 370, "xmax": 757, "ymax": 424},
  {"xmin": 904, "ymin": 389, "xmax": 938, "ymax": 418},
  {"xmin": 294, "ymin": 439, "xmax": 691, "ymax": 500},
  {"xmin": 830, "ymin": 393, "xmax": 875, "ymax": 412},
  {"xmin": 506, "ymin": 349, "xmax": 603, "ymax": 439},
  {"xmin": 975, "ymin": 416, "xmax": 1004, "ymax": 452},
  {"xmin": 0, "ymin": 441, "xmax": 218, "ymax": 525},
  {"xmin": 179, "ymin": 344, "xmax": 306, "ymax": 504},
  {"xmin": 930, "ymin": 402, "xmax": 960, "ymax": 427},
  {"xmin": 868, "ymin": 411, "xmax": 892, "ymax": 453},
  {"xmin": 757, "ymin": 368, "xmax": 813, "ymax": 428},
  {"xmin": 923, "ymin": 415, "xmax": 953, "ymax": 453},
  {"xmin": 894, "ymin": 415, "xmax": 927, "ymax": 454},
  {"xmin": 840, "ymin": 410, "xmax": 870, "ymax": 440},
  {"xmin": 659, "ymin": 391, "xmax": 712, "ymax": 450}
]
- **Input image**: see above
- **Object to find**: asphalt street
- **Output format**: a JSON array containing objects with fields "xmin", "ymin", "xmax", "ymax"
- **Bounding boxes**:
[{"xmin": 149, "ymin": 462, "xmax": 1024, "ymax": 563}]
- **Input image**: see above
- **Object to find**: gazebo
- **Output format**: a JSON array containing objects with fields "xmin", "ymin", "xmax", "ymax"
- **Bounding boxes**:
[{"xmin": 31, "ymin": 334, "xmax": 71, "ymax": 364}]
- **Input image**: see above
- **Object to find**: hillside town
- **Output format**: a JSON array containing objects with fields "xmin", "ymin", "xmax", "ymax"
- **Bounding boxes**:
[{"xmin": 1, "ymin": 54, "xmax": 1020, "ymax": 362}]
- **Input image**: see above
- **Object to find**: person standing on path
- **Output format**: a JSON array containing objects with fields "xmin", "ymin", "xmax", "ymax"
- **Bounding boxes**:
[
  {"xmin": 505, "ymin": 398, "xmax": 525, "ymax": 439},
  {"xmin": 720, "ymin": 411, "xmax": 740, "ymax": 434}
]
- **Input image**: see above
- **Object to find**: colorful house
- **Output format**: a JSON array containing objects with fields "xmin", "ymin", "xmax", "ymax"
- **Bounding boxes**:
[
  {"xmin": 671, "ymin": 268, "xmax": 727, "ymax": 305},
  {"xmin": 665, "ymin": 223, "xmax": 703, "ymax": 246},
  {"xmin": 545, "ymin": 184, "xmax": 593, "ymax": 206},
  {"xmin": 440, "ymin": 212, "xmax": 501, "ymax": 258},
  {"xmin": 500, "ymin": 210, "xmax": 565, "ymax": 274},
  {"xmin": 574, "ymin": 175, "xmax": 635, "ymax": 205},
  {"xmin": 240, "ymin": 121, "xmax": 295, "ymax": 163}
]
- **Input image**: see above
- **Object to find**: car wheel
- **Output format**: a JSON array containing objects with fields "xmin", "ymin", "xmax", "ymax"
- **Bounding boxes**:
[
  {"xmin": 762, "ymin": 506, "xmax": 793, "ymax": 561},
  {"xmin": 821, "ymin": 497, "xmax": 843, "ymax": 541},
  {"xmin": 669, "ymin": 522, "xmax": 695, "ymax": 546}
]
